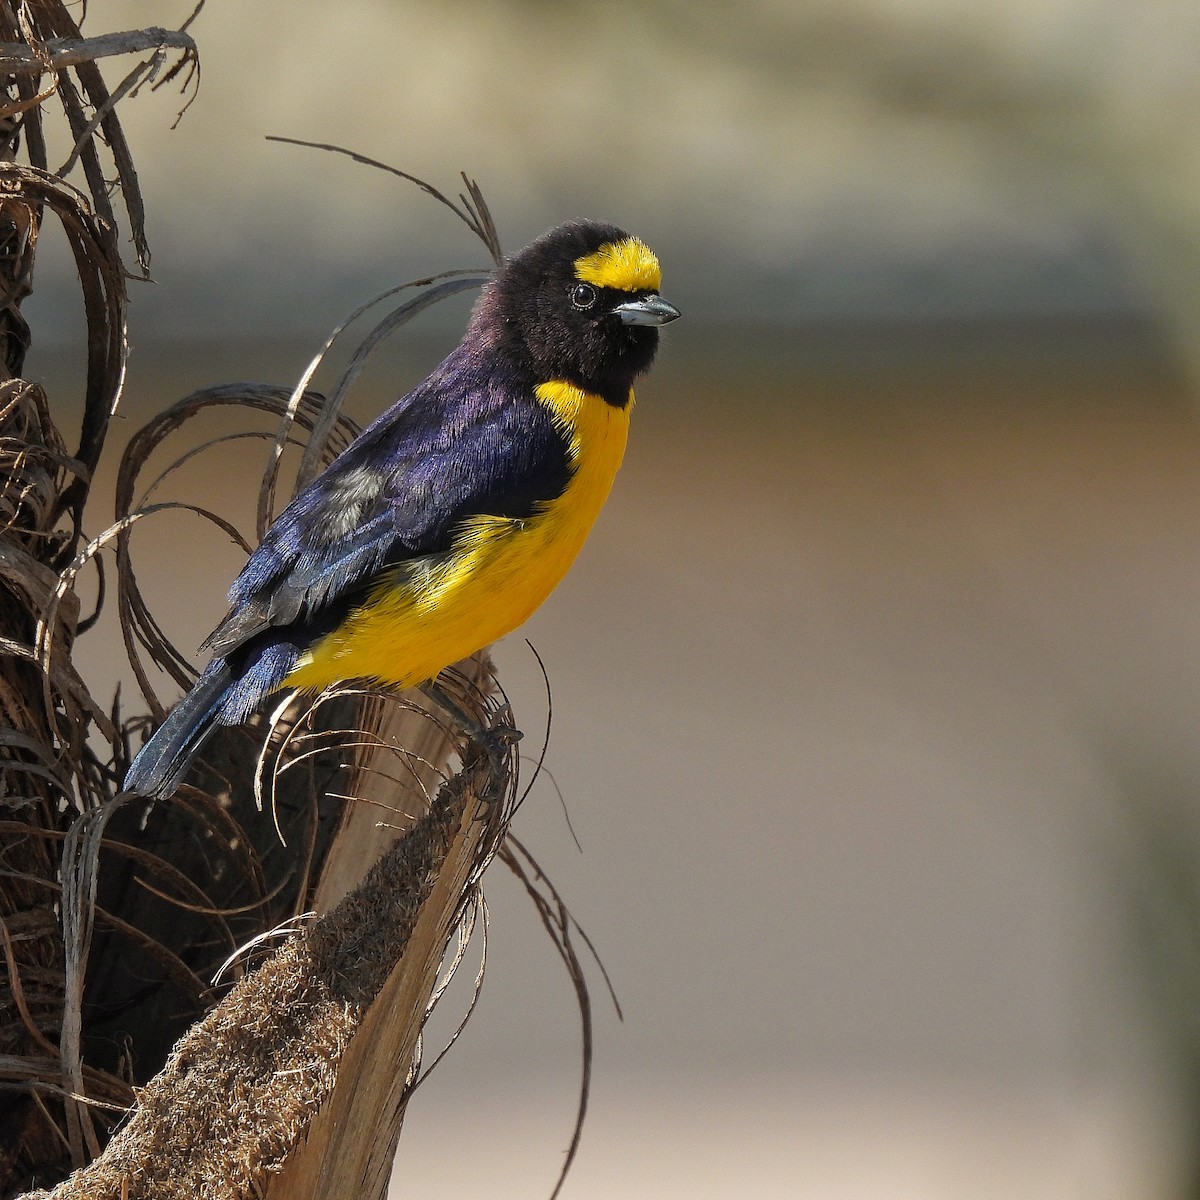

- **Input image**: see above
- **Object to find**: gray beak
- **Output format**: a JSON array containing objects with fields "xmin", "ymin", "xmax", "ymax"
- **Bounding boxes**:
[{"xmin": 614, "ymin": 293, "xmax": 682, "ymax": 326}]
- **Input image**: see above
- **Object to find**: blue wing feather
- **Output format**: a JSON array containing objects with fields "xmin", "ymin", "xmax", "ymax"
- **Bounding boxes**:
[{"xmin": 203, "ymin": 344, "xmax": 571, "ymax": 658}]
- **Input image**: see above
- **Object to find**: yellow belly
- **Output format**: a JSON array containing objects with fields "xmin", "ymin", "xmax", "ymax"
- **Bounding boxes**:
[{"xmin": 283, "ymin": 379, "xmax": 630, "ymax": 692}]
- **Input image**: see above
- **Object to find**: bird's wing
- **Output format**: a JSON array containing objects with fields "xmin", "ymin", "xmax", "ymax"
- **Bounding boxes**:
[{"xmin": 202, "ymin": 368, "xmax": 571, "ymax": 658}]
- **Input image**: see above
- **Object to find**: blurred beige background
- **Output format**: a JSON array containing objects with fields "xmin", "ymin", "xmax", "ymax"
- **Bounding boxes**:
[{"xmin": 28, "ymin": 1, "xmax": 1200, "ymax": 1196}]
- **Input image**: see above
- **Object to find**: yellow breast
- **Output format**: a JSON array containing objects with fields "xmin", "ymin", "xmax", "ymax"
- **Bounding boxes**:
[{"xmin": 284, "ymin": 380, "xmax": 631, "ymax": 692}]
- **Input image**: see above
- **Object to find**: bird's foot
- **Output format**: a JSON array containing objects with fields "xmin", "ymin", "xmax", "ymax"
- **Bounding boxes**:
[{"xmin": 419, "ymin": 680, "xmax": 520, "ymax": 776}]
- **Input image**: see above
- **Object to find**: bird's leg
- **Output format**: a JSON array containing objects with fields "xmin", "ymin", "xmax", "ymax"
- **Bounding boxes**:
[{"xmin": 418, "ymin": 678, "xmax": 521, "ymax": 780}]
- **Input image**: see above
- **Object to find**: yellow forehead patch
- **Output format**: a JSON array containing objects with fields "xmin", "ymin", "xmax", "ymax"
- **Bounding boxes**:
[{"xmin": 573, "ymin": 237, "xmax": 662, "ymax": 293}]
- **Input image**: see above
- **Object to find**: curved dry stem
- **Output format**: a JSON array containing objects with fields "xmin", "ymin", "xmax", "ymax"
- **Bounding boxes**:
[
  {"xmin": 290, "ymin": 273, "xmax": 488, "ymax": 496},
  {"xmin": 265, "ymin": 138, "xmax": 505, "ymax": 266},
  {"xmin": 114, "ymin": 386, "xmax": 340, "ymax": 709},
  {"xmin": 258, "ymin": 268, "xmax": 484, "ymax": 525}
]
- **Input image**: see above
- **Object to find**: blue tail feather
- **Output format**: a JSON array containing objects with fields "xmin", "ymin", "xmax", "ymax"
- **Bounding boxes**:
[
  {"xmin": 123, "ymin": 660, "xmax": 234, "ymax": 800},
  {"xmin": 123, "ymin": 637, "xmax": 306, "ymax": 800}
]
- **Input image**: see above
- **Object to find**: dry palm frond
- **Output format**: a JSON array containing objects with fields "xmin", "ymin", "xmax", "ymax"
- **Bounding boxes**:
[
  {"xmin": 47, "ymin": 159, "xmax": 503, "ymax": 1182},
  {"xmin": 28, "ymin": 671, "xmax": 519, "ymax": 1200},
  {"xmin": 0, "ymin": 4, "xmax": 175, "ymax": 1184},
  {"xmin": 0, "ymin": 2, "xmax": 201, "ymax": 274},
  {"xmin": 0, "ymin": 15, "xmax": 607, "ymax": 1188}
]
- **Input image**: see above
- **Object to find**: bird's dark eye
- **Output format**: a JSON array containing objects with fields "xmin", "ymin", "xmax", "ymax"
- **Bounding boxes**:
[{"xmin": 570, "ymin": 282, "xmax": 598, "ymax": 311}]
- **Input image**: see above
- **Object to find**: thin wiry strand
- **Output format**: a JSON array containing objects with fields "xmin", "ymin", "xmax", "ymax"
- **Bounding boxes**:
[
  {"xmin": 80, "ymin": 502, "xmax": 249, "ymax": 720},
  {"xmin": 114, "ymin": 384, "xmax": 346, "ymax": 712},
  {"xmin": 210, "ymin": 912, "xmax": 317, "ymax": 988},
  {"xmin": 254, "ymin": 689, "xmax": 306, "ymax": 844},
  {"xmin": 128, "ymin": 865, "xmax": 291, "ymax": 925},
  {"xmin": 251, "ymin": 682, "xmax": 461, "ymax": 846},
  {"xmin": 511, "ymin": 637, "xmax": 585, "ymax": 852},
  {"xmin": 504, "ymin": 834, "xmax": 623, "ymax": 1021},
  {"xmin": 137, "ymin": 428, "xmax": 308, "ymax": 512},
  {"xmin": 266, "ymin": 137, "xmax": 505, "ymax": 267},
  {"xmin": 291, "ymin": 273, "xmax": 488, "ymax": 494},
  {"xmin": 261, "ymin": 268, "xmax": 488, "ymax": 524},
  {"xmin": 16, "ymin": 818, "xmax": 254, "ymax": 952},
  {"xmin": 38, "ymin": 504, "xmax": 232, "ymax": 731},
  {"xmin": 499, "ymin": 835, "xmax": 615, "ymax": 1200},
  {"xmin": 395, "ymin": 654, "xmax": 619, "ymax": 1200},
  {"xmin": 402, "ymin": 889, "xmax": 490, "ymax": 1100}
]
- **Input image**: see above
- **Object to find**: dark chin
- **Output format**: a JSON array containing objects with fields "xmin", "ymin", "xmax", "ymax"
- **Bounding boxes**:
[
  {"xmin": 582, "ymin": 328, "xmax": 658, "ymax": 407},
  {"xmin": 620, "ymin": 325, "xmax": 659, "ymax": 375}
]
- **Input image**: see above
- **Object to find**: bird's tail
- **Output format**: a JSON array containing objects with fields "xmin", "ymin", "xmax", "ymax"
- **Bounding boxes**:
[{"xmin": 123, "ymin": 659, "xmax": 234, "ymax": 800}]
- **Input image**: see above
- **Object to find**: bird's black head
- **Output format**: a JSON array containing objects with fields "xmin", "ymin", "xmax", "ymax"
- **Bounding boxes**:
[{"xmin": 472, "ymin": 220, "xmax": 680, "ymax": 407}]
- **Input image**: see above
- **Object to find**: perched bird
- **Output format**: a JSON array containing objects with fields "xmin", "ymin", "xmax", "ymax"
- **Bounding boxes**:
[{"xmin": 124, "ymin": 220, "xmax": 680, "ymax": 800}]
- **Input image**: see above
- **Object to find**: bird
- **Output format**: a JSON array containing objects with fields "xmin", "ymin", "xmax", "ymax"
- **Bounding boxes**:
[{"xmin": 123, "ymin": 219, "xmax": 680, "ymax": 800}]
